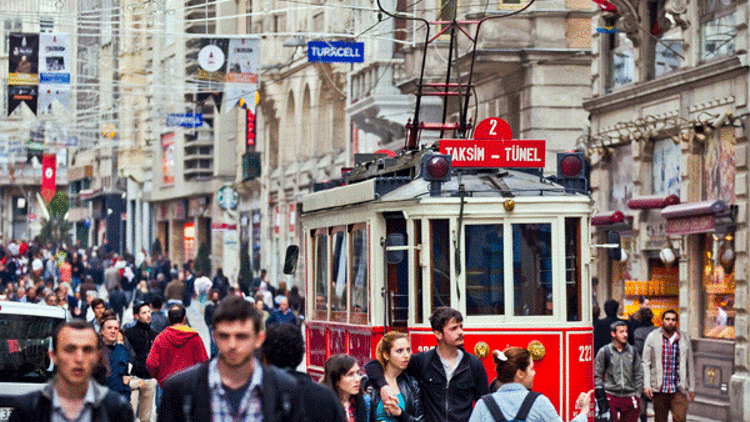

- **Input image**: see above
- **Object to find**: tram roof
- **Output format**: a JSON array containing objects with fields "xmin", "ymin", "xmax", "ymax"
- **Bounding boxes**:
[{"xmin": 303, "ymin": 169, "xmax": 588, "ymax": 213}]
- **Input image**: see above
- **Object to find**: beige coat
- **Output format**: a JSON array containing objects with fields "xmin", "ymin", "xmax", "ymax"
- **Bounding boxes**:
[{"xmin": 642, "ymin": 328, "xmax": 695, "ymax": 393}]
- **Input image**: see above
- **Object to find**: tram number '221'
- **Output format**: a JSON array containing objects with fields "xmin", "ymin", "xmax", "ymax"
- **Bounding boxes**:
[
  {"xmin": 417, "ymin": 345, "xmax": 435, "ymax": 353},
  {"xmin": 578, "ymin": 345, "xmax": 593, "ymax": 362}
]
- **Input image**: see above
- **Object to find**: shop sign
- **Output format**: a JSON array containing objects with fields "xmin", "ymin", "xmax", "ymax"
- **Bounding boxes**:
[
  {"xmin": 211, "ymin": 223, "xmax": 237, "ymax": 232},
  {"xmin": 666, "ymin": 214, "xmax": 715, "ymax": 235},
  {"xmin": 217, "ymin": 186, "xmax": 239, "ymax": 210},
  {"xmin": 288, "ymin": 204, "xmax": 296, "ymax": 233}
]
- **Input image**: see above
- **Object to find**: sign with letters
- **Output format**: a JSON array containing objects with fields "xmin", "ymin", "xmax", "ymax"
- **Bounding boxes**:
[
  {"xmin": 439, "ymin": 139, "xmax": 545, "ymax": 168},
  {"xmin": 308, "ymin": 41, "xmax": 364, "ymax": 63}
]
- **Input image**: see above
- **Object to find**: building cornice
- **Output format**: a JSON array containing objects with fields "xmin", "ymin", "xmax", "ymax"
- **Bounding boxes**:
[{"xmin": 583, "ymin": 56, "xmax": 748, "ymax": 115}]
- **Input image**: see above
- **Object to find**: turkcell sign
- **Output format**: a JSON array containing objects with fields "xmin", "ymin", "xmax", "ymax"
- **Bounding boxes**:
[
  {"xmin": 166, "ymin": 113, "xmax": 203, "ymax": 128},
  {"xmin": 439, "ymin": 139, "xmax": 545, "ymax": 168},
  {"xmin": 308, "ymin": 41, "xmax": 364, "ymax": 63}
]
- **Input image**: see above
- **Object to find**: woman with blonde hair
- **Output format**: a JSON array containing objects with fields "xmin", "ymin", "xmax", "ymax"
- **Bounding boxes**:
[{"xmin": 371, "ymin": 331, "xmax": 423, "ymax": 422}]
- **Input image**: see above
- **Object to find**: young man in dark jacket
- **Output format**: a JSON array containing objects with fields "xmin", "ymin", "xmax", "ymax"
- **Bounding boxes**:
[
  {"xmin": 124, "ymin": 301, "xmax": 158, "ymax": 422},
  {"xmin": 366, "ymin": 307, "xmax": 489, "ymax": 422},
  {"xmin": 262, "ymin": 322, "xmax": 345, "ymax": 422},
  {"xmin": 158, "ymin": 295, "xmax": 304, "ymax": 422},
  {"xmin": 9, "ymin": 320, "xmax": 133, "ymax": 422}
]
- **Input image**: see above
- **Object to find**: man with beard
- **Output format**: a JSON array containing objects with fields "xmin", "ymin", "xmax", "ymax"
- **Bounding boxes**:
[
  {"xmin": 366, "ymin": 307, "xmax": 489, "ymax": 422},
  {"xmin": 157, "ymin": 295, "xmax": 303, "ymax": 422},
  {"xmin": 642, "ymin": 310, "xmax": 694, "ymax": 422}
]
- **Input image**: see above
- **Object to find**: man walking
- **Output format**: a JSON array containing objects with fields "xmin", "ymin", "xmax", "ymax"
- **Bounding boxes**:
[
  {"xmin": 9, "ymin": 320, "xmax": 133, "ymax": 422},
  {"xmin": 366, "ymin": 307, "xmax": 489, "ymax": 422},
  {"xmin": 642, "ymin": 310, "xmax": 695, "ymax": 422},
  {"xmin": 124, "ymin": 301, "xmax": 159, "ymax": 422},
  {"xmin": 595, "ymin": 320, "xmax": 643, "ymax": 422},
  {"xmin": 158, "ymin": 295, "xmax": 304, "ymax": 422},
  {"xmin": 267, "ymin": 297, "xmax": 297, "ymax": 326},
  {"xmin": 147, "ymin": 303, "xmax": 209, "ymax": 387}
]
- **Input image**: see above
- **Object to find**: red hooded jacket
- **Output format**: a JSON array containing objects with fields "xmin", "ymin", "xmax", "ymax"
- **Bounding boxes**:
[{"xmin": 146, "ymin": 324, "xmax": 209, "ymax": 386}]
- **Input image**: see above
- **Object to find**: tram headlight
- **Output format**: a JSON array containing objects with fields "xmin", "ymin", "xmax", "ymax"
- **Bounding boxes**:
[
  {"xmin": 422, "ymin": 153, "xmax": 452, "ymax": 182},
  {"xmin": 551, "ymin": 151, "xmax": 589, "ymax": 194}
]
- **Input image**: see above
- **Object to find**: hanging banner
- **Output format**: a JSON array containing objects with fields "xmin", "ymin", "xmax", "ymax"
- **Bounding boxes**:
[
  {"xmin": 41, "ymin": 153, "xmax": 57, "ymax": 202},
  {"xmin": 195, "ymin": 37, "xmax": 259, "ymax": 113},
  {"xmin": 161, "ymin": 132, "xmax": 175, "ymax": 185},
  {"xmin": 8, "ymin": 33, "xmax": 39, "ymax": 116},
  {"xmin": 38, "ymin": 33, "xmax": 71, "ymax": 114}
]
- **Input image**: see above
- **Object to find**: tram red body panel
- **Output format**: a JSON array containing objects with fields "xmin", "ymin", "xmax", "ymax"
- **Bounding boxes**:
[{"xmin": 410, "ymin": 327, "xmax": 593, "ymax": 422}]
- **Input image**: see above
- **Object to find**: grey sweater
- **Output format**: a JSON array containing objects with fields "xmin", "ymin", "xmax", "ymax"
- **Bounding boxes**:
[{"xmin": 594, "ymin": 342, "xmax": 644, "ymax": 397}]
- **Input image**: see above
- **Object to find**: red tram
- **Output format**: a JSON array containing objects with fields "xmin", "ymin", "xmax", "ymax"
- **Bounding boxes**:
[{"xmin": 292, "ymin": 141, "xmax": 595, "ymax": 421}]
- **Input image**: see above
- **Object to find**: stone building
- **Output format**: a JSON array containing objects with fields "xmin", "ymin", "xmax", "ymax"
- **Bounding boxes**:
[{"xmin": 584, "ymin": 0, "xmax": 749, "ymax": 420}]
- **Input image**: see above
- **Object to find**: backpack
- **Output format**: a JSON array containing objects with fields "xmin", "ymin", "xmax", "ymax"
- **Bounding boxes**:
[{"xmin": 480, "ymin": 391, "xmax": 541, "ymax": 422}]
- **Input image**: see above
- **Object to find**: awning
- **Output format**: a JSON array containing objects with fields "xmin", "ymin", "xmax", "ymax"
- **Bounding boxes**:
[
  {"xmin": 627, "ymin": 194, "xmax": 679, "ymax": 210},
  {"xmin": 592, "ymin": 210, "xmax": 632, "ymax": 231},
  {"xmin": 661, "ymin": 200, "xmax": 735, "ymax": 235}
]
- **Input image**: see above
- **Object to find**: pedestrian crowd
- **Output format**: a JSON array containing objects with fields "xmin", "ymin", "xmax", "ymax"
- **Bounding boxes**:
[{"xmin": 593, "ymin": 297, "xmax": 694, "ymax": 422}]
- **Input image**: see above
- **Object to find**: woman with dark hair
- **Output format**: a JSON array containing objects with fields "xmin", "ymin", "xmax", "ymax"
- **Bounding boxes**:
[
  {"xmin": 323, "ymin": 354, "xmax": 368, "ymax": 422},
  {"xmin": 469, "ymin": 347, "xmax": 591, "ymax": 422},
  {"xmin": 371, "ymin": 332, "xmax": 423, "ymax": 422}
]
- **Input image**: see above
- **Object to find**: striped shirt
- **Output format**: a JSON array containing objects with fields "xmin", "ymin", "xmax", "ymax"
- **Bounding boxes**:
[
  {"xmin": 209, "ymin": 357, "xmax": 264, "ymax": 422},
  {"xmin": 660, "ymin": 332, "xmax": 680, "ymax": 393}
]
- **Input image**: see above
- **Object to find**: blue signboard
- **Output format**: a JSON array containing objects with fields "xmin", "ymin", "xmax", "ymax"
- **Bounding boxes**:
[
  {"xmin": 166, "ymin": 113, "xmax": 203, "ymax": 128},
  {"xmin": 307, "ymin": 41, "xmax": 364, "ymax": 63}
]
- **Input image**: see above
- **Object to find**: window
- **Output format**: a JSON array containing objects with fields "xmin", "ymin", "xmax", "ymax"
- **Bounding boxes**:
[
  {"xmin": 430, "ymin": 220, "xmax": 451, "ymax": 311},
  {"xmin": 700, "ymin": 0, "xmax": 736, "ymax": 61},
  {"xmin": 314, "ymin": 231, "xmax": 328, "ymax": 320},
  {"xmin": 513, "ymin": 224, "xmax": 552, "ymax": 316},
  {"xmin": 702, "ymin": 233, "xmax": 735, "ymax": 339},
  {"xmin": 350, "ymin": 227, "xmax": 368, "ymax": 324},
  {"xmin": 330, "ymin": 230, "xmax": 348, "ymax": 321},
  {"xmin": 652, "ymin": 138, "xmax": 680, "ymax": 196},
  {"xmin": 609, "ymin": 32, "xmax": 635, "ymax": 90},
  {"xmin": 464, "ymin": 224, "xmax": 504, "ymax": 316},
  {"xmin": 0, "ymin": 314, "xmax": 61, "ymax": 383},
  {"xmin": 565, "ymin": 218, "xmax": 582, "ymax": 322}
]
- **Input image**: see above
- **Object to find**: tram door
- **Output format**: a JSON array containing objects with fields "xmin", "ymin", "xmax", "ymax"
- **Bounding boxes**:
[{"xmin": 384, "ymin": 213, "xmax": 409, "ymax": 332}]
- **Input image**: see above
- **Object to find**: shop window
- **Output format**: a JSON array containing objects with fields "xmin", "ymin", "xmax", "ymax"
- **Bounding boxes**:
[
  {"xmin": 313, "ymin": 231, "xmax": 328, "ymax": 320},
  {"xmin": 430, "ymin": 220, "xmax": 451, "ymax": 311},
  {"xmin": 703, "ymin": 233, "xmax": 735, "ymax": 339},
  {"xmin": 350, "ymin": 227, "xmax": 368, "ymax": 325},
  {"xmin": 330, "ymin": 230, "xmax": 348, "ymax": 322},
  {"xmin": 652, "ymin": 138, "xmax": 680, "ymax": 196},
  {"xmin": 513, "ymin": 223, "xmax": 552, "ymax": 316},
  {"xmin": 700, "ymin": 0, "xmax": 736, "ymax": 61},
  {"xmin": 565, "ymin": 218, "xmax": 581, "ymax": 322},
  {"xmin": 464, "ymin": 224, "xmax": 504, "ymax": 316}
]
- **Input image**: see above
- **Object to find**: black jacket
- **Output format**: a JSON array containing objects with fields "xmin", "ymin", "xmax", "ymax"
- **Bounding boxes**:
[
  {"xmin": 9, "ymin": 378, "xmax": 133, "ymax": 422},
  {"xmin": 286, "ymin": 371, "xmax": 346, "ymax": 422},
  {"xmin": 594, "ymin": 316, "xmax": 621, "ymax": 353},
  {"xmin": 369, "ymin": 371, "xmax": 424, "ymax": 422},
  {"xmin": 158, "ymin": 361, "xmax": 304, "ymax": 422},
  {"xmin": 365, "ymin": 348, "xmax": 488, "ymax": 422},
  {"xmin": 124, "ymin": 320, "xmax": 157, "ymax": 378}
]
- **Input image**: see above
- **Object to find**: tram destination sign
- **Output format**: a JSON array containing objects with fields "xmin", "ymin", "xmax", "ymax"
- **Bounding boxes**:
[{"xmin": 439, "ymin": 139, "xmax": 545, "ymax": 168}]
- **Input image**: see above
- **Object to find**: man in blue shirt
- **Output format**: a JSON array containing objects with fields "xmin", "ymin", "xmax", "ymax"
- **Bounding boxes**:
[{"xmin": 267, "ymin": 297, "xmax": 297, "ymax": 326}]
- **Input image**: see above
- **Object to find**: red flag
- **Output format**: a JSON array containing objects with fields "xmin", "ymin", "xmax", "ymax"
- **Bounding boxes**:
[
  {"xmin": 592, "ymin": 0, "xmax": 617, "ymax": 12},
  {"xmin": 7, "ymin": 339, "xmax": 20, "ymax": 353},
  {"xmin": 41, "ymin": 153, "xmax": 56, "ymax": 203}
]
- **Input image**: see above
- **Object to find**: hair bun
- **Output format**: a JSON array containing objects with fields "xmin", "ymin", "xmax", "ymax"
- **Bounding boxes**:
[{"xmin": 493, "ymin": 350, "xmax": 508, "ymax": 363}]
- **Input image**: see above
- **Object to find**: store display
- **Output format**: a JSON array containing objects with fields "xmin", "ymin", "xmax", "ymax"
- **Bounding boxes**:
[
  {"xmin": 703, "ymin": 233, "xmax": 735, "ymax": 339},
  {"xmin": 624, "ymin": 260, "xmax": 679, "ymax": 326}
]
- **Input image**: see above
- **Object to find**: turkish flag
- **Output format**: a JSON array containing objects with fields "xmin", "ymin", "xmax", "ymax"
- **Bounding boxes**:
[{"xmin": 41, "ymin": 153, "xmax": 56, "ymax": 202}]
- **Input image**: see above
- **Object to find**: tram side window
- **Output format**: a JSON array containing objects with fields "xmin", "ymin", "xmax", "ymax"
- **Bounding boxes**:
[
  {"xmin": 565, "ymin": 218, "xmax": 582, "ymax": 322},
  {"xmin": 315, "ymin": 233, "xmax": 329, "ymax": 320},
  {"xmin": 331, "ymin": 231, "xmax": 348, "ymax": 318},
  {"xmin": 465, "ymin": 225, "xmax": 504, "ymax": 315},
  {"xmin": 351, "ymin": 228, "xmax": 369, "ymax": 322},
  {"xmin": 512, "ymin": 224, "xmax": 553, "ymax": 316},
  {"xmin": 430, "ymin": 220, "xmax": 451, "ymax": 311}
]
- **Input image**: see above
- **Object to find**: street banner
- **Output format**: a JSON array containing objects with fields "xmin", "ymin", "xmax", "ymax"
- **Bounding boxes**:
[
  {"xmin": 166, "ymin": 113, "xmax": 203, "ymax": 128},
  {"xmin": 161, "ymin": 133, "xmax": 175, "ymax": 185},
  {"xmin": 195, "ymin": 37, "xmax": 259, "ymax": 113},
  {"xmin": 8, "ymin": 33, "xmax": 39, "ymax": 115},
  {"xmin": 307, "ymin": 41, "xmax": 364, "ymax": 63},
  {"xmin": 41, "ymin": 153, "xmax": 56, "ymax": 202},
  {"xmin": 38, "ymin": 33, "xmax": 71, "ymax": 114}
]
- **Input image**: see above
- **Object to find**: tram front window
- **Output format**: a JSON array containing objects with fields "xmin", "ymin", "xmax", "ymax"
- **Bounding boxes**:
[
  {"xmin": 331, "ymin": 231, "xmax": 348, "ymax": 318},
  {"xmin": 513, "ymin": 224, "xmax": 553, "ymax": 316},
  {"xmin": 315, "ymin": 233, "xmax": 329, "ymax": 319},
  {"xmin": 430, "ymin": 220, "xmax": 451, "ymax": 310},
  {"xmin": 465, "ymin": 225, "xmax": 504, "ymax": 315}
]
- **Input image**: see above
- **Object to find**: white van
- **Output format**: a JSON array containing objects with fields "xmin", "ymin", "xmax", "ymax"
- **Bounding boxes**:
[{"xmin": 0, "ymin": 302, "xmax": 67, "ymax": 422}]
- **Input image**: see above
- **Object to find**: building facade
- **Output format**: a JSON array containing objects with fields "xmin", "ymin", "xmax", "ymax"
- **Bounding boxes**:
[{"xmin": 584, "ymin": 1, "xmax": 749, "ymax": 420}]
